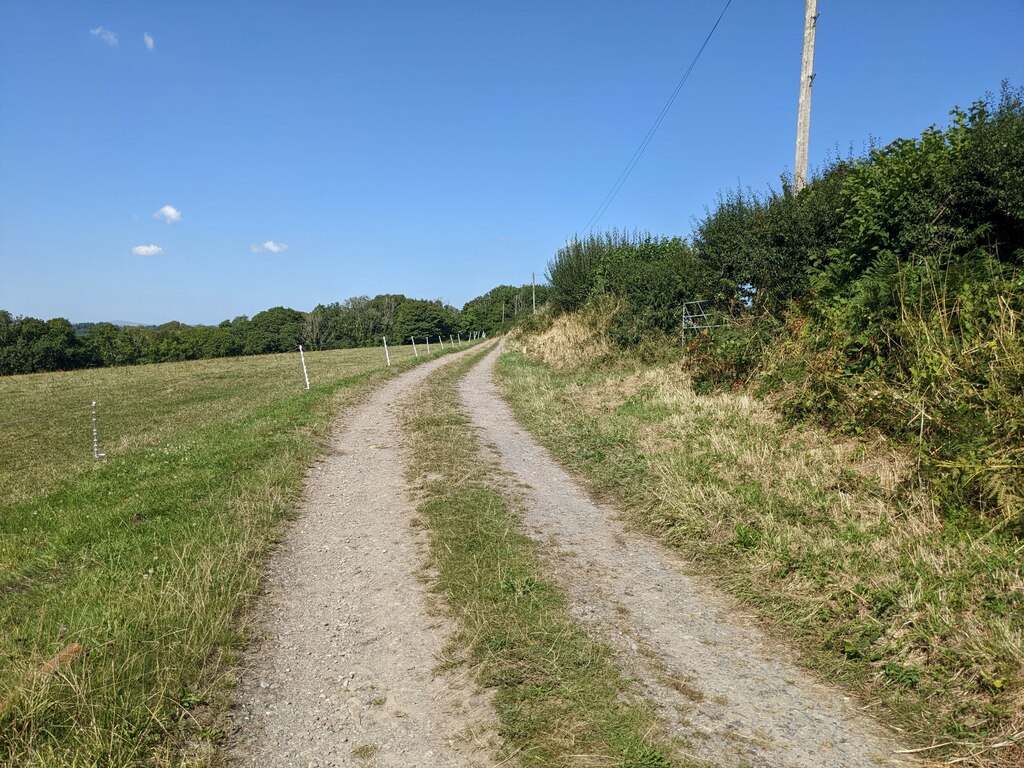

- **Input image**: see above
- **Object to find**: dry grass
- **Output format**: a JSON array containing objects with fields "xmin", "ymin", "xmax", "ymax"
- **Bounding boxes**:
[
  {"xmin": 512, "ymin": 308, "xmax": 615, "ymax": 371},
  {"xmin": 495, "ymin": 326, "xmax": 1024, "ymax": 768}
]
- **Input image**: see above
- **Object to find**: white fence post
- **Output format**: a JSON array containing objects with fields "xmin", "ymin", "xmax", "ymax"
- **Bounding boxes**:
[
  {"xmin": 425, "ymin": 336, "xmax": 430, "ymax": 354},
  {"xmin": 411, "ymin": 336, "xmax": 418, "ymax": 357},
  {"xmin": 299, "ymin": 345, "xmax": 311, "ymax": 389},
  {"xmin": 91, "ymin": 401, "xmax": 106, "ymax": 460},
  {"xmin": 383, "ymin": 336, "xmax": 391, "ymax": 367},
  {"xmin": 439, "ymin": 335, "xmax": 444, "ymax": 350}
]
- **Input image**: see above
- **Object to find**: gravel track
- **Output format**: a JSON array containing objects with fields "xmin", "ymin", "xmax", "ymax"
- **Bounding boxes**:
[
  {"xmin": 227, "ymin": 347, "xmax": 498, "ymax": 768},
  {"xmin": 461, "ymin": 343, "xmax": 906, "ymax": 768}
]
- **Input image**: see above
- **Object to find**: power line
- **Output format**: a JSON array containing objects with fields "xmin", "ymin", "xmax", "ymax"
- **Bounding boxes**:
[{"xmin": 580, "ymin": 0, "xmax": 734, "ymax": 235}]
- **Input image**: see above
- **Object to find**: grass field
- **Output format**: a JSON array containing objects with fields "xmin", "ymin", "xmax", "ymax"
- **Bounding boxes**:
[
  {"xmin": 0, "ymin": 342, "xmax": 458, "ymax": 767},
  {"xmin": 496, "ymin": 330, "xmax": 1023, "ymax": 768}
]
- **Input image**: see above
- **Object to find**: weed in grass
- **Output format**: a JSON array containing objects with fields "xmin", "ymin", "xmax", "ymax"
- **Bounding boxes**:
[{"xmin": 351, "ymin": 743, "xmax": 379, "ymax": 760}]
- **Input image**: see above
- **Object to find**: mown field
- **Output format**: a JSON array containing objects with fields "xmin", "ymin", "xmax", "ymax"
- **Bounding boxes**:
[
  {"xmin": 497, "ymin": 322, "xmax": 1023, "ymax": 768},
  {"xmin": 0, "ymin": 342, "xmax": 457, "ymax": 767}
]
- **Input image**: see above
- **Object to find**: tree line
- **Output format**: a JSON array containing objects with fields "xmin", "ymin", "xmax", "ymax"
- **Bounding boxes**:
[{"xmin": 0, "ymin": 284, "xmax": 548, "ymax": 376}]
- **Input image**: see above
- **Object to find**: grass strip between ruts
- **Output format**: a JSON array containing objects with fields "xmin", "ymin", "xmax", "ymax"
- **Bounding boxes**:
[{"xmin": 401, "ymin": 346, "xmax": 699, "ymax": 768}]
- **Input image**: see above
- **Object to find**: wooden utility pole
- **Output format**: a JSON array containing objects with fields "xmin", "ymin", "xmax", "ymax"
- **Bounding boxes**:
[
  {"xmin": 532, "ymin": 273, "xmax": 536, "ymax": 314},
  {"xmin": 794, "ymin": 0, "xmax": 817, "ymax": 193}
]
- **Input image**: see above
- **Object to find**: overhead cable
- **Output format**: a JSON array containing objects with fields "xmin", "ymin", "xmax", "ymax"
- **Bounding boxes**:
[{"xmin": 580, "ymin": 0, "xmax": 734, "ymax": 234}]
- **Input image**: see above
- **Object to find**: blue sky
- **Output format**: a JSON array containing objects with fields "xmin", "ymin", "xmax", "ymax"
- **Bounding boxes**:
[{"xmin": 2, "ymin": 1, "xmax": 1022, "ymax": 325}]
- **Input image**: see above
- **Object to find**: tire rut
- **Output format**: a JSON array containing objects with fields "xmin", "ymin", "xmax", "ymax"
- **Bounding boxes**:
[
  {"xmin": 460, "ymin": 342, "xmax": 907, "ymax": 768},
  {"xmin": 227, "ymin": 346, "xmax": 499, "ymax": 768}
]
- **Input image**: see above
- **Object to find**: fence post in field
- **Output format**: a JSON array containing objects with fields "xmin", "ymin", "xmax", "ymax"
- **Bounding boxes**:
[
  {"xmin": 457, "ymin": 332, "xmax": 461, "ymax": 344},
  {"xmin": 439, "ymin": 336, "xmax": 444, "ymax": 350},
  {"xmin": 383, "ymin": 336, "xmax": 391, "ymax": 367},
  {"xmin": 449, "ymin": 334, "xmax": 454, "ymax": 346},
  {"xmin": 411, "ymin": 336, "xmax": 418, "ymax": 357},
  {"xmin": 91, "ymin": 401, "xmax": 106, "ymax": 460},
  {"xmin": 298, "ymin": 345, "xmax": 311, "ymax": 389},
  {"xmin": 425, "ymin": 337, "xmax": 431, "ymax": 354}
]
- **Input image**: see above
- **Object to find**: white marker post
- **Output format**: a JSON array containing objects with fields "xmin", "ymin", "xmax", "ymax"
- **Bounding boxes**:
[
  {"xmin": 411, "ymin": 336, "xmax": 418, "ymax": 357},
  {"xmin": 91, "ymin": 401, "xmax": 106, "ymax": 460},
  {"xmin": 383, "ymin": 336, "xmax": 391, "ymax": 367},
  {"xmin": 425, "ymin": 336, "xmax": 431, "ymax": 354},
  {"xmin": 449, "ymin": 334, "xmax": 454, "ymax": 346},
  {"xmin": 298, "ymin": 345, "xmax": 310, "ymax": 389},
  {"xmin": 438, "ymin": 336, "xmax": 444, "ymax": 351},
  {"xmin": 457, "ymin": 332, "xmax": 461, "ymax": 344}
]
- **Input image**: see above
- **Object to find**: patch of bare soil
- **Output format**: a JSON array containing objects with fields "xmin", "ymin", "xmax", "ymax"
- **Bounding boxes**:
[{"xmin": 461, "ymin": 343, "xmax": 907, "ymax": 768}]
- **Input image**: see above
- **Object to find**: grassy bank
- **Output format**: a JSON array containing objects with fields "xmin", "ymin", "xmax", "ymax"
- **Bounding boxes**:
[
  {"xmin": 495, "ymin": 332, "xmax": 1023, "ymax": 767},
  {"xmin": 401, "ymin": 346, "xmax": 689, "ymax": 767},
  {"xmin": 0, "ymin": 342, "xmax": 464, "ymax": 767}
]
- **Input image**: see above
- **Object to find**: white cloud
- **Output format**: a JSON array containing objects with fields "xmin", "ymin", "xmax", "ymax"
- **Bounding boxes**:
[
  {"xmin": 143, "ymin": 33, "xmax": 154, "ymax": 51},
  {"xmin": 153, "ymin": 204, "xmax": 181, "ymax": 224},
  {"xmin": 250, "ymin": 240, "xmax": 289, "ymax": 253},
  {"xmin": 131, "ymin": 244, "xmax": 163, "ymax": 256},
  {"xmin": 90, "ymin": 26, "xmax": 118, "ymax": 47}
]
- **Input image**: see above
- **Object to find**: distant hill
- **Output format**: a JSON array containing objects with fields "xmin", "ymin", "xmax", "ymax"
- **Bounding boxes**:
[{"xmin": 73, "ymin": 321, "xmax": 154, "ymax": 335}]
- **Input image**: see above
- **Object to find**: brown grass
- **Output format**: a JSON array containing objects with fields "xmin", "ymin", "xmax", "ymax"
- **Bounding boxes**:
[{"xmin": 512, "ymin": 309, "xmax": 615, "ymax": 370}]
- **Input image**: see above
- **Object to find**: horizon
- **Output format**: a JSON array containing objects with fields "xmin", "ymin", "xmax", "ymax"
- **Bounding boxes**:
[{"xmin": 2, "ymin": 1, "xmax": 1022, "ymax": 325}]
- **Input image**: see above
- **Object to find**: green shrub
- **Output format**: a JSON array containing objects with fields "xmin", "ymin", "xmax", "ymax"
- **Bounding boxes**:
[{"xmin": 541, "ymin": 84, "xmax": 1024, "ymax": 531}]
